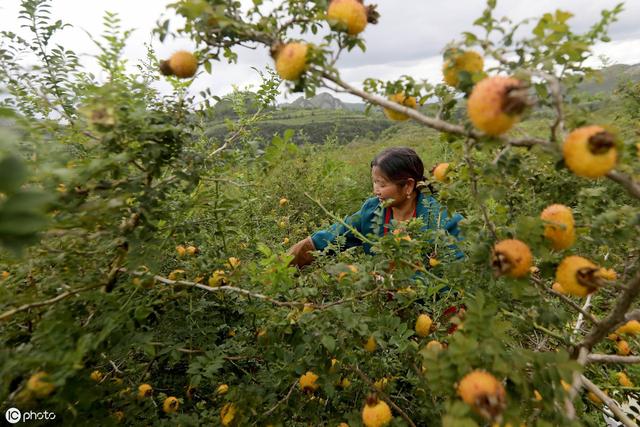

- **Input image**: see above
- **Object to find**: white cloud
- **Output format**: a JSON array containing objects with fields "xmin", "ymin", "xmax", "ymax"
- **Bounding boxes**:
[{"xmin": 1, "ymin": 0, "xmax": 639, "ymax": 104}]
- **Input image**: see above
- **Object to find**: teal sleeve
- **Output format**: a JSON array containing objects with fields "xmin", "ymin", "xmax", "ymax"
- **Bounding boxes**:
[{"xmin": 311, "ymin": 199, "xmax": 376, "ymax": 252}]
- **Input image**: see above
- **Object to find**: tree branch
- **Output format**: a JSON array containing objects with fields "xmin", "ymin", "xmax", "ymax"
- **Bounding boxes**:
[
  {"xmin": 587, "ymin": 354, "xmax": 640, "ymax": 364},
  {"xmin": 581, "ymin": 375, "xmax": 638, "ymax": 427},
  {"xmin": 607, "ymin": 170, "xmax": 640, "ymax": 201},
  {"xmin": 320, "ymin": 71, "xmax": 550, "ymax": 149},
  {"xmin": 578, "ymin": 270, "xmax": 640, "ymax": 351},
  {"xmin": 0, "ymin": 282, "xmax": 104, "ymax": 322},
  {"xmin": 530, "ymin": 276, "xmax": 599, "ymax": 326}
]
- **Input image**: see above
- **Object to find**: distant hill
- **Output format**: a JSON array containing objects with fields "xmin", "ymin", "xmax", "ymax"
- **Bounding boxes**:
[
  {"xmin": 280, "ymin": 93, "xmax": 366, "ymax": 112},
  {"xmin": 579, "ymin": 63, "xmax": 640, "ymax": 94}
]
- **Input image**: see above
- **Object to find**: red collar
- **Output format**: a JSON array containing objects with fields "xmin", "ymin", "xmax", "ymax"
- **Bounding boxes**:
[{"xmin": 383, "ymin": 204, "xmax": 417, "ymax": 236}]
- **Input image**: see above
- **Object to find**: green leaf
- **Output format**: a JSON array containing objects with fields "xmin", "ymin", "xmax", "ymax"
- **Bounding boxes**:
[
  {"xmin": 0, "ymin": 155, "xmax": 28, "ymax": 193},
  {"xmin": 321, "ymin": 335, "xmax": 336, "ymax": 352}
]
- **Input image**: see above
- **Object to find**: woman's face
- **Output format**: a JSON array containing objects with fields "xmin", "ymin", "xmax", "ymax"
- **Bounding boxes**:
[{"xmin": 371, "ymin": 166, "xmax": 413, "ymax": 207}]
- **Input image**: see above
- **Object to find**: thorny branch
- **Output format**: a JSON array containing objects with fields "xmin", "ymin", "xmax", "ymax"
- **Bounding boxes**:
[{"xmin": 581, "ymin": 375, "xmax": 637, "ymax": 427}]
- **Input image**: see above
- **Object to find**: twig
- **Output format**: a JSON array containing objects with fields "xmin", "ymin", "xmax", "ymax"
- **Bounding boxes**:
[
  {"xmin": 606, "ymin": 170, "xmax": 640, "ymax": 201},
  {"xmin": 587, "ymin": 354, "xmax": 640, "ymax": 364},
  {"xmin": 0, "ymin": 282, "xmax": 104, "ymax": 321},
  {"xmin": 573, "ymin": 294, "xmax": 593, "ymax": 335},
  {"xmin": 347, "ymin": 364, "xmax": 417, "ymax": 427},
  {"xmin": 530, "ymin": 276, "xmax": 599, "ymax": 326},
  {"xmin": 263, "ymin": 380, "xmax": 298, "ymax": 416},
  {"xmin": 529, "ymin": 70, "xmax": 565, "ymax": 143},
  {"xmin": 320, "ymin": 71, "xmax": 551, "ymax": 149},
  {"xmin": 581, "ymin": 375, "xmax": 638, "ymax": 427},
  {"xmin": 578, "ymin": 270, "xmax": 640, "ymax": 351},
  {"xmin": 303, "ymin": 192, "xmax": 375, "ymax": 245},
  {"xmin": 566, "ymin": 347, "xmax": 589, "ymax": 419},
  {"xmin": 463, "ymin": 137, "xmax": 498, "ymax": 240},
  {"xmin": 147, "ymin": 272, "xmax": 383, "ymax": 311},
  {"xmin": 491, "ymin": 145, "xmax": 511, "ymax": 166}
]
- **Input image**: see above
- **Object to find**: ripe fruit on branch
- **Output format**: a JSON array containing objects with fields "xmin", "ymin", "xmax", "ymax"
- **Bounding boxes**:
[
  {"xmin": 176, "ymin": 245, "xmax": 186, "ymax": 257},
  {"xmin": 272, "ymin": 42, "xmax": 308, "ymax": 81},
  {"xmin": 217, "ymin": 384, "xmax": 229, "ymax": 395},
  {"xmin": 442, "ymin": 49, "xmax": 484, "ymax": 88},
  {"xmin": 383, "ymin": 93, "xmax": 417, "ymax": 121},
  {"xmin": 555, "ymin": 256, "xmax": 604, "ymax": 297},
  {"xmin": 540, "ymin": 204, "xmax": 575, "ymax": 250},
  {"xmin": 425, "ymin": 340, "xmax": 444, "ymax": 352},
  {"xmin": 617, "ymin": 340, "xmax": 631, "ymax": 356},
  {"xmin": 221, "ymin": 403, "xmax": 237, "ymax": 426},
  {"xmin": 433, "ymin": 162, "xmax": 450, "ymax": 183},
  {"xmin": 27, "ymin": 371, "xmax": 55, "ymax": 398},
  {"xmin": 186, "ymin": 245, "xmax": 198, "ymax": 256},
  {"xmin": 162, "ymin": 396, "xmax": 179, "ymax": 413},
  {"xmin": 415, "ymin": 313, "xmax": 433, "ymax": 337},
  {"xmin": 90, "ymin": 370, "xmax": 103, "ymax": 382},
  {"xmin": 138, "ymin": 383, "xmax": 153, "ymax": 398},
  {"xmin": 327, "ymin": 0, "xmax": 367, "ymax": 35},
  {"xmin": 299, "ymin": 371, "xmax": 319, "ymax": 392},
  {"xmin": 616, "ymin": 320, "xmax": 640, "ymax": 335},
  {"xmin": 457, "ymin": 370, "xmax": 506, "ymax": 421},
  {"xmin": 491, "ymin": 239, "xmax": 533, "ymax": 278},
  {"xmin": 563, "ymin": 126, "xmax": 617, "ymax": 178},
  {"xmin": 208, "ymin": 270, "xmax": 226, "ymax": 287},
  {"xmin": 551, "ymin": 282, "xmax": 567, "ymax": 294},
  {"xmin": 364, "ymin": 335, "xmax": 377, "ymax": 352},
  {"xmin": 617, "ymin": 372, "xmax": 634, "ymax": 387},
  {"xmin": 160, "ymin": 51, "xmax": 199, "ymax": 78},
  {"xmin": 362, "ymin": 395, "xmax": 393, "ymax": 427},
  {"xmin": 467, "ymin": 76, "xmax": 528, "ymax": 136},
  {"xmin": 279, "ymin": 197, "xmax": 288, "ymax": 207}
]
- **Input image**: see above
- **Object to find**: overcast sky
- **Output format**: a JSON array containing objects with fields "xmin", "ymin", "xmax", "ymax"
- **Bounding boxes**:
[{"xmin": 1, "ymin": 0, "xmax": 640, "ymax": 103}]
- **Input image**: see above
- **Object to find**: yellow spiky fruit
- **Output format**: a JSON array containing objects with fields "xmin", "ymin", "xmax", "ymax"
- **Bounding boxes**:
[
  {"xmin": 555, "ymin": 256, "xmax": 601, "ymax": 297},
  {"xmin": 167, "ymin": 51, "xmax": 198, "ymax": 78},
  {"xmin": 275, "ymin": 42, "xmax": 308, "ymax": 81},
  {"xmin": 540, "ymin": 204, "xmax": 575, "ymax": 250},
  {"xmin": 221, "ymin": 403, "xmax": 237, "ymax": 426},
  {"xmin": 415, "ymin": 314, "xmax": 433, "ymax": 337},
  {"xmin": 617, "ymin": 372, "xmax": 634, "ymax": 387},
  {"xmin": 327, "ymin": 0, "xmax": 367, "ymax": 35},
  {"xmin": 457, "ymin": 370, "xmax": 506, "ymax": 420},
  {"xmin": 563, "ymin": 126, "xmax": 617, "ymax": 178},
  {"xmin": 362, "ymin": 395, "xmax": 393, "ymax": 427},
  {"xmin": 26, "ymin": 371, "xmax": 55, "ymax": 398},
  {"xmin": 299, "ymin": 371, "xmax": 319, "ymax": 392},
  {"xmin": 491, "ymin": 239, "xmax": 533, "ymax": 278},
  {"xmin": 467, "ymin": 76, "xmax": 527, "ymax": 136},
  {"xmin": 443, "ymin": 49, "xmax": 484, "ymax": 88},
  {"xmin": 364, "ymin": 336, "xmax": 377, "ymax": 352},
  {"xmin": 138, "ymin": 383, "xmax": 153, "ymax": 398},
  {"xmin": 616, "ymin": 320, "xmax": 640, "ymax": 335},
  {"xmin": 162, "ymin": 396, "xmax": 179, "ymax": 414},
  {"xmin": 433, "ymin": 162, "xmax": 450, "ymax": 183},
  {"xmin": 90, "ymin": 370, "xmax": 103, "ymax": 382},
  {"xmin": 426, "ymin": 340, "xmax": 444, "ymax": 352},
  {"xmin": 617, "ymin": 340, "xmax": 631, "ymax": 356},
  {"xmin": 383, "ymin": 93, "xmax": 417, "ymax": 121}
]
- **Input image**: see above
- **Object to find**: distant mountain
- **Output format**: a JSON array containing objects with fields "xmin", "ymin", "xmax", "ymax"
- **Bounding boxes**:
[
  {"xmin": 579, "ymin": 63, "xmax": 640, "ymax": 94},
  {"xmin": 280, "ymin": 93, "xmax": 366, "ymax": 111}
]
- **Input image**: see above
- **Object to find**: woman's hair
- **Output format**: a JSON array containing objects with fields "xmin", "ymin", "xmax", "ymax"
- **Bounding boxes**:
[{"xmin": 370, "ymin": 147, "xmax": 431, "ymax": 192}]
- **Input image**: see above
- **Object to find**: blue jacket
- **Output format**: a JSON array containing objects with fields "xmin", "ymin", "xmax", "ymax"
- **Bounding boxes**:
[{"xmin": 311, "ymin": 191, "xmax": 463, "ymax": 258}]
